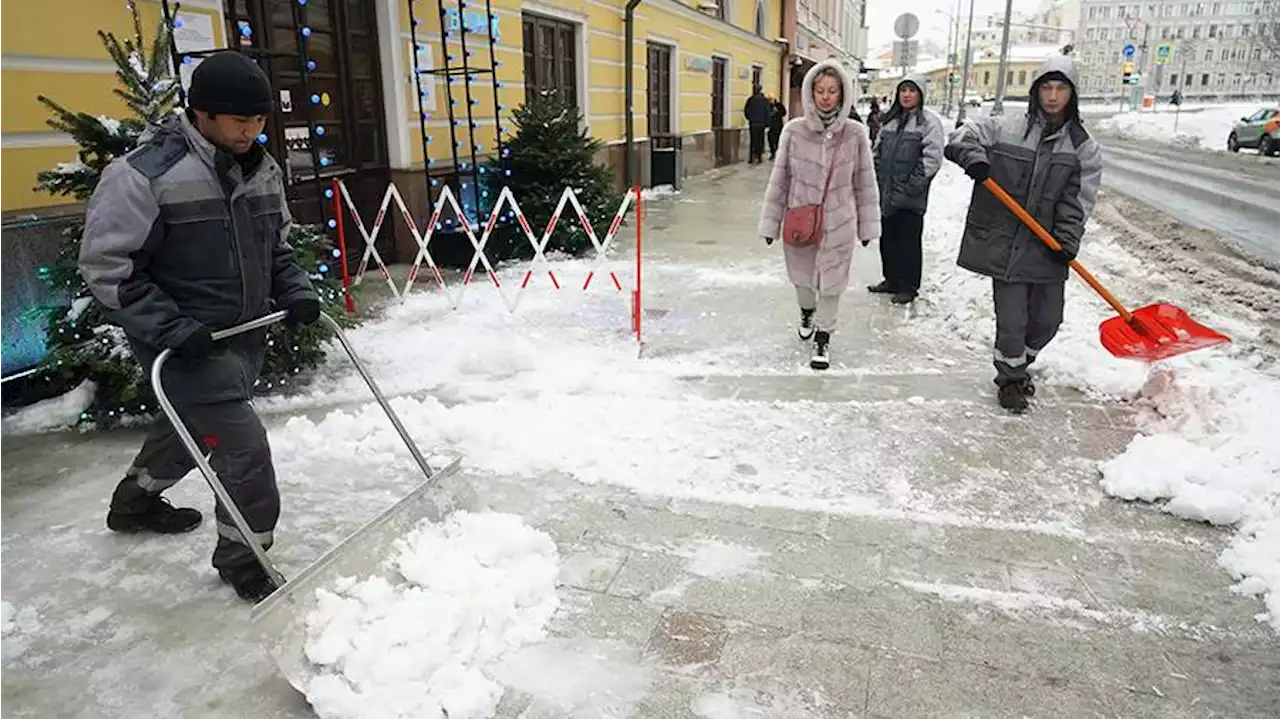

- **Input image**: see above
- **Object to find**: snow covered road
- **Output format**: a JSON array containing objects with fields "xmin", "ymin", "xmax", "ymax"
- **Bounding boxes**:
[
  {"xmin": 1097, "ymin": 140, "xmax": 1280, "ymax": 263},
  {"xmin": 3, "ymin": 162, "xmax": 1278, "ymax": 717}
]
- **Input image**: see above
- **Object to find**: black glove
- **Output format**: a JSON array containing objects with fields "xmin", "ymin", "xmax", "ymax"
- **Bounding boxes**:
[
  {"xmin": 284, "ymin": 297, "xmax": 322, "ymax": 327},
  {"xmin": 764, "ymin": 236, "xmax": 775, "ymax": 246},
  {"xmin": 965, "ymin": 162, "xmax": 991, "ymax": 182},
  {"xmin": 1052, "ymin": 246, "xmax": 1077, "ymax": 265},
  {"xmin": 175, "ymin": 326, "xmax": 215, "ymax": 359}
]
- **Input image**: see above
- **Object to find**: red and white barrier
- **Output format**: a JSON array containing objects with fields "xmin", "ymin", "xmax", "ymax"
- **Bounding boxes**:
[{"xmin": 330, "ymin": 179, "xmax": 643, "ymax": 343}]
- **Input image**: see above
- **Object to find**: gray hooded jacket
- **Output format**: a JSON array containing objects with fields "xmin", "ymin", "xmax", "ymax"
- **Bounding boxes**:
[
  {"xmin": 944, "ymin": 55, "xmax": 1103, "ymax": 284},
  {"xmin": 872, "ymin": 75, "xmax": 945, "ymax": 216},
  {"xmin": 79, "ymin": 112, "xmax": 317, "ymax": 405}
]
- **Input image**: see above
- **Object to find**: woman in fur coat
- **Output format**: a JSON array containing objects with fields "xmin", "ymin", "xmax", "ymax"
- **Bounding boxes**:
[{"xmin": 758, "ymin": 59, "xmax": 882, "ymax": 370}]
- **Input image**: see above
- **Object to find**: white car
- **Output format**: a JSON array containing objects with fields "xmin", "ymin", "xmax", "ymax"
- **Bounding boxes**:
[{"xmin": 963, "ymin": 93, "xmax": 983, "ymax": 108}]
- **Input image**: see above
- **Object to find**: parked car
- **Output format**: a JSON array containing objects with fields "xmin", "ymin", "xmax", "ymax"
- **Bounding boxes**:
[
  {"xmin": 1227, "ymin": 105, "xmax": 1280, "ymax": 156},
  {"xmin": 963, "ymin": 93, "xmax": 983, "ymax": 108}
]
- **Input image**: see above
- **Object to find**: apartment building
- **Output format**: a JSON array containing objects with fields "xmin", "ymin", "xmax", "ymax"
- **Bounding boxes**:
[{"xmin": 1073, "ymin": 0, "xmax": 1280, "ymax": 101}]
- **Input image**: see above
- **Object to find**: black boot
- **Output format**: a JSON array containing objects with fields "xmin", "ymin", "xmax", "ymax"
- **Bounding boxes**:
[
  {"xmin": 998, "ymin": 383, "xmax": 1029, "ymax": 414},
  {"xmin": 219, "ymin": 564, "xmax": 283, "ymax": 604},
  {"xmin": 1020, "ymin": 376, "xmax": 1036, "ymax": 397},
  {"xmin": 891, "ymin": 291, "xmax": 917, "ymax": 305},
  {"xmin": 107, "ymin": 477, "xmax": 202, "ymax": 534},
  {"xmin": 798, "ymin": 308, "xmax": 815, "ymax": 340},
  {"xmin": 867, "ymin": 281, "xmax": 896, "ymax": 294},
  {"xmin": 810, "ymin": 331, "xmax": 831, "ymax": 370}
]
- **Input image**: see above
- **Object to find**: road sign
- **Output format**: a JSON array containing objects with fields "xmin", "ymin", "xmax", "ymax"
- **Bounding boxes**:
[
  {"xmin": 1123, "ymin": 43, "xmax": 1135, "ymax": 59},
  {"xmin": 1155, "ymin": 42, "xmax": 1174, "ymax": 65},
  {"xmin": 893, "ymin": 39, "xmax": 919, "ymax": 67},
  {"xmin": 893, "ymin": 13, "xmax": 920, "ymax": 40}
]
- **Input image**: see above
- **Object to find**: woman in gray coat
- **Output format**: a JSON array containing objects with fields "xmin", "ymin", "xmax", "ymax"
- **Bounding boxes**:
[{"xmin": 944, "ymin": 55, "xmax": 1103, "ymax": 414}]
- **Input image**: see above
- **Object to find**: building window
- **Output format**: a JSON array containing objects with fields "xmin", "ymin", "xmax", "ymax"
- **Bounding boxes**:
[
  {"xmin": 716, "ymin": 0, "xmax": 727, "ymax": 21},
  {"xmin": 983, "ymin": 70, "xmax": 991, "ymax": 85},
  {"xmin": 1018, "ymin": 70, "xmax": 1026, "ymax": 85},
  {"xmin": 1007, "ymin": 71, "xmax": 1014, "ymax": 85},
  {"xmin": 1205, "ymin": 48, "xmax": 1214, "ymax": 60},
  {"xmin": 1201, "ymin": 72, "xmax": 1210, "ymax": 85},
  {"xmin": 755, "ymin": 0, "xmax": 766, "ymax": 36},
  {"xmin": 646, "ymin": 43, "xmax": 672, "ymax": 137},
  {"xmin": 1209, "ymin": 23, "xmax": 1218, "ymax": 36},
  {"xmin": 751, "ymin": 65, "xmax": 763, "ymax": 90},
  {"xmin": 1185, "ymin": 73, "xmax": 1192, "ymax": 85},
  {"xmin": 522, "ymin": 13, "xmax": 577, "ymax": 107}
]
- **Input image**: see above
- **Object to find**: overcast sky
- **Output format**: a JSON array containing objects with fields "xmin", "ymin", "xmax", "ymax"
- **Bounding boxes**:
[{"xmin": 865, "ymin": 0, "xmax": 1047, "ymax": 51}]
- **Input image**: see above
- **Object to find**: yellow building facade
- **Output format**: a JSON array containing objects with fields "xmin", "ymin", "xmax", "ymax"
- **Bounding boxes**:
[{"xmin": 1, "ymin": 0, "xmax": 785, "ymax": 219}]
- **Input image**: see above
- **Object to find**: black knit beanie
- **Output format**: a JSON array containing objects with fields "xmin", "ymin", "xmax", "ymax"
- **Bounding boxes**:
[{"xmin": 188, "ymin": 51, "xmax": 273, "ymax": 116}]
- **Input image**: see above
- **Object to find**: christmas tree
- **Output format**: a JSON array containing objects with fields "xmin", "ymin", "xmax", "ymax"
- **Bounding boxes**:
[
  {"xmin": 21, "ymin": 0, "xmax": 355, "ymax": 428},
  {"xmin": 482, "ymin": 92, "xmax": 624, "ymax": 261}
]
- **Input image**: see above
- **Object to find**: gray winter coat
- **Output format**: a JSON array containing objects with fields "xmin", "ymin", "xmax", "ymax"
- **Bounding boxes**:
[
  {"xmin": 873, "ymin": 76, "xmax": 945, "ymax": 216},
  {"xmin": 79, "ymin": 112, "xmax": 317, "ymax": 405},
  {"xmin": 944, "ymin": 56, "xmax": 1103, "ymax": 284}
]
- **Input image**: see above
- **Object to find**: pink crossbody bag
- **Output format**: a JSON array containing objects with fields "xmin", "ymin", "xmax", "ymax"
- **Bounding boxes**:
[{"xmin": 781, "ymin": 139, "xmax": 840, "ymax": 248}]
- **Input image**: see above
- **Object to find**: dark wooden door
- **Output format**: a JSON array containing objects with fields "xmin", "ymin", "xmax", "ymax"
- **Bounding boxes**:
[
  {"xmin": 223, "ymin": 0, "xmax": 390, "ymax": 264},
  {"xmin": 712, "ymin": 57, "xmax": 728, "ymax": 165}
]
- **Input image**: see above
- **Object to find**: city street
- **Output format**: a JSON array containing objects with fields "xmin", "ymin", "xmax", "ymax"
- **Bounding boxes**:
[{"xmin": 3, "ymin": 163, "xmax": 1277, "ymax": 717}]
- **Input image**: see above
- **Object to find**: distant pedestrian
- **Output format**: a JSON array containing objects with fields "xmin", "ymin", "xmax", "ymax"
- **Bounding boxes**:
[
  {"xmin": 868, "ymin": 75, "xmax": 945, "ymax": 306},
  {"xmin": 866, "ymin": 97, "xmax": 883, "ymax": 142},
  {"xmin": 767, "ymin": 94, "xmax": 787, "ymax": 160},
  {"xmin": 758, "ymin": 60, "xmax": 881, "ymax": 370},
  {"xmin": 744, "ymin": 84, "xmax": 770, "ymax": 164},
  {"xmin": 943, "ymin": 55, "xmax": 1103, "ymax": 414}
]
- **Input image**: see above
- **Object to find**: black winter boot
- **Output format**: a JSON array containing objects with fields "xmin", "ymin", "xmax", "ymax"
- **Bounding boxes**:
[
  {"xmin": 219, "ymin": 564, "xmax": 283, "ymax": 604},
  {"xmin": 107, "ymin": 477, "xmax": 202, "ymax": 534},
  {"xmin": 891, "ymin": 291, "xmax": 917, "ymax": 305},
  {"xmin": 798, "ymin": 308, "xmax": 815, "ymax": 340},
  {"xmin": 810, "ymin": 331, "xmax": 831, "ymax": 370},
  {"xmin": 998, "ymin": 383, "xmax": 1029, "ymax": 414},
  {"xmin": 867, "ymin": 281, "xmax": 896, "ymax": 294},
  {"xmin": 1020, "ymin": 376, "xmax": 1036, "ymax": 397}
]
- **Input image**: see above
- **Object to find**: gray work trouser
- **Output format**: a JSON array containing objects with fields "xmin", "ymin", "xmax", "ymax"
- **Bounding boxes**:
[
  {"xmin": 992, "ymin": 279, "xmax": 1065, "ymax": 387},
  {"xmin": 795, "ymin": 285, "xmax": 841, "ymax": 332},
  {"xmin": 115, "ymin": 400, "xmax": 280, "ymax": 577}
]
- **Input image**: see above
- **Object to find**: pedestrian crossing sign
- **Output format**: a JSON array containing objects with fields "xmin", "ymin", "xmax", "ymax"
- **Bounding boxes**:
[{"xmin": 1156, "ymin": 42, "xmax": 1174, "ymax": 65}]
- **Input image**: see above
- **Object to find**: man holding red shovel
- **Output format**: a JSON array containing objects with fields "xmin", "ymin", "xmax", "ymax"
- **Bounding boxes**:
[{"xmin": 944, "ymin": 55, "xmax": 1103, "ymax": 413}]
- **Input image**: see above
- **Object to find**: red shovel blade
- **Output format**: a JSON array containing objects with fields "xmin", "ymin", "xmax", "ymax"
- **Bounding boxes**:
[{"xmin": 1099, "ymin": 303, "xmax": 1231, "ymax": 363}]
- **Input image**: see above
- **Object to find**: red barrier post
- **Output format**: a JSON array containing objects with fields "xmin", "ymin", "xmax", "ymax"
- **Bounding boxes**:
[
  {"xmin": 634, "ymin": 184, "xmax": 642, "ymax": 344},
  {"xmin": 332, "ymin": 179, "xmax": 356, "ymax": 314}
]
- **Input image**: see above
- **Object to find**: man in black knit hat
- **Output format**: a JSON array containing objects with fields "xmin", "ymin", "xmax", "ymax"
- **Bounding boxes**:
[
  {"xmin": 944, "ymin": 54, "xmax": 1103, "ymax": 415},
  {"xmin": 79, "ymin": 50, "xmax": 320, "ymax": 602}
]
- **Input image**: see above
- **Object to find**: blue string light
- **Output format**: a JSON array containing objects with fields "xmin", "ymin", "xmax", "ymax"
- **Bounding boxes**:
[
  {"xmin": 257, "ymin": 133, "xmax": 268, "ymax": 144},
  {"xmin": 324, "ymin": 188, "xmax": 334, "ymax": 199},
  {"xmin": 307, "ymin": 59, "xmax": 317, "ymax": 71},
  {"xmin": 182, "ymin": 55, "xmax": 192, "ymax": 64},
  {"xmin": 311, "ymin": 93, "xmax": 321, "ymax": 104},
  {"xmin": 301, "ymin": 26, "xmax": 312, "ymax": 37},
  {"xmin": 316, "ymin": 125, "xmax": 326, "ymax": 136},
  {"xmin": 327, "ymin": 218, "xmax": 337, "ymax": 228},
  {"xmin": 297, "ymin": 0, "xmax": 307, "ymax": 5},
  {"xmin": 331, "ymin": 249, "xmax": 341, "ymax": 258}
]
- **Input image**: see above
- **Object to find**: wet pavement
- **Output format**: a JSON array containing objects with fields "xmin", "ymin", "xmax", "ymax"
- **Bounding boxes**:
[{"xmin": 3, "ymin": 163, "xmax": 1277, "ymax": 718}]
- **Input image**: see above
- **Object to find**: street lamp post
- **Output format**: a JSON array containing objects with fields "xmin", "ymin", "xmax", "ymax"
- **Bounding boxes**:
[
  {"xmin": 955, "ymin": 0, "xmax": 976, "ymax": 125},
  {"xmin": 991, "ymin": 0, "xmax": 1014, "ymax": 115}
]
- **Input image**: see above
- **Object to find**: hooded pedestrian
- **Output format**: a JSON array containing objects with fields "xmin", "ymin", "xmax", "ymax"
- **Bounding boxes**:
[
  {"xmin": 943, "ymin": 55, "xmax": 1103, "ymax": 414},
  {"xmin": 869, "ymin": 75, "xmax": 945, "ymax": 305},
  {"xmin": 758, "ymin": 60, "xmax": 881, "ymax": 370},
  {"xmin": 766, "ymin": 94, "xmax": 788, "ymax": 160},
  {"xmin": 743, "ymin": 83, "xmax": 770, "ymax": 164},
  {"xmin": 866, "ymin": 97, "xmax": 883, "ymax": 142},
  {"xmin": 78, "ymin": 51, "xmax": 321, "ymax": 602}
]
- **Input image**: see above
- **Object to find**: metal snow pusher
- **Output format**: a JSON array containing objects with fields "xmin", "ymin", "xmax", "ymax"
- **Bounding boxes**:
[{"xmin": 151, "ymin": 310, "xmax": 478, "ymax": 695}]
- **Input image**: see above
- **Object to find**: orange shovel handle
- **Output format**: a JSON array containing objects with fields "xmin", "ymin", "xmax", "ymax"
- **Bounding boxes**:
[{"xmin": 981, "ymin": 178, "xmax": 1133, "ymax": 323}]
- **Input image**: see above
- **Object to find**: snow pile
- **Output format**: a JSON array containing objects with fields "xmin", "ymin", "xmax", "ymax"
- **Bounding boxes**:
[
  {"xmin": 1, "ymin": 379, "xmax": 95, "ymax": 435},
  {"xmin": 302, "ymin": 512, "xmax": 560, "ymax": 719},
  {"xmin": 2, "ymin": 600, "xmax": 43, "ymax": 661},
  {"xmin": 1101, "ymin": 360, "xmax": 1280, "ymax": 629},
  {"xmin": 641, "ymin": 184, "xmax": 680, "ymax": 200},
  {"xmin": 1094, "ymin": 103, "xmax": 1263, "ymax": 152}
]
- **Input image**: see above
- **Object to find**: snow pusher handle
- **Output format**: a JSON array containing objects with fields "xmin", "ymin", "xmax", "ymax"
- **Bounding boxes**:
[
  {"xmin": 151, "ymin": 310, "xmax": 437, "ymax": 589},
  {"xmin": 982, "ymin": 178, "xmax": 1134, "ymax": 324}
]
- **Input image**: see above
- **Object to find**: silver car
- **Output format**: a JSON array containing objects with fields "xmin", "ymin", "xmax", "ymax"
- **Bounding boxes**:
[{"xmin": 1227, "ymin": 105, "xmax": 1280, "ymax": 156}]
